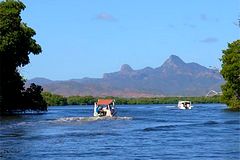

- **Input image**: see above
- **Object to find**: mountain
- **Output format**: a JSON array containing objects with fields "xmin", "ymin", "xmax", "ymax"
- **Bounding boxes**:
[
  {"xmin": 28, "ymin": 55, "xmax": 224, "ymax": 97},
  {"xmin": 27, "ymin": 77, "xmax": 54, "ymax": 85}
]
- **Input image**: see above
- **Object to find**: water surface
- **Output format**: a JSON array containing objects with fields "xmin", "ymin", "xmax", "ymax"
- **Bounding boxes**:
[{"xmin": 0, "ymin": 104, "xmax": 239, "ymax": 160}]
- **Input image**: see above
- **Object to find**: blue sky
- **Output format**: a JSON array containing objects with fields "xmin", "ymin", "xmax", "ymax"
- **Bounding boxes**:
[{"xmin": 20, "ymin": 0, "xmax": 240, "ymax": 80}]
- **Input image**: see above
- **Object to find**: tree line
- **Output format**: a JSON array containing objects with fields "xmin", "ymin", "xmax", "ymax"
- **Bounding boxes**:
[{"xmin": 42, "ymin": 92, "xmax": 222, "ymax": 106}]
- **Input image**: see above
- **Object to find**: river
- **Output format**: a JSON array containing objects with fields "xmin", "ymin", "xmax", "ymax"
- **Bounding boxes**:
[{"xmin": 0, "ymin": 104, "xmax": 239, "ymax": 160}]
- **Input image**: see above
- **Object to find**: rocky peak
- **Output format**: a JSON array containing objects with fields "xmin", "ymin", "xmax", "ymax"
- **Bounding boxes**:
[
  {"xmin": 165, "ymin": 55, "xmax": 185, "ymax": 66},
  {"xmin": 120, "ymin": 64, "xmax": 133, "ymax": 72},
  {"xmin": 158, "ymin": 55, "xmax": 185, "ymax": 70}
]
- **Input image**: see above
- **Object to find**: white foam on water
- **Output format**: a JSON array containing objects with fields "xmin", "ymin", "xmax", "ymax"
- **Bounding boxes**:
[
  {"xmin": 54, "ymin": 116, "xmax": 132, "ymax": 123},
  {"xmin": 165, "ymin": 105, "xmax": 176, "ymax": 108}
]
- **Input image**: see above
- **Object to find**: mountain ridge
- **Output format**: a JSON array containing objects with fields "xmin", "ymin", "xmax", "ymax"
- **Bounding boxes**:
[{"xmin": 28, "ymin": 55, "xmax": 224, "ymax": 97}]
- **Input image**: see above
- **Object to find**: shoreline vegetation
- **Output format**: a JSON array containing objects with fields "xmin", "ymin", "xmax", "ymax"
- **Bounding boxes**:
[
  {"xmin": 42, "ymin": 92, "xmax": 222, "ymax": 106},
  {"xmin": 0, "ymin": 0, "xmax": 47, "ymax": 115},
  {"xmin": 220, "ymin": 40, "xmax": 240, "ymax": 110}
]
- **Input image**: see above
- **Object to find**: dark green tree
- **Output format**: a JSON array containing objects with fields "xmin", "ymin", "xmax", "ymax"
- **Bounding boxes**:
[
  {"xmin": 0, "ymin": 0, "xmax": 47, "ymax": 114},
  {"xmin": 220, "ymin": 40, "xmax": 240, "ymax": 110},
  {"xmin": 23, "ymin": 84, "xmax": 47, "ymax": 111}
]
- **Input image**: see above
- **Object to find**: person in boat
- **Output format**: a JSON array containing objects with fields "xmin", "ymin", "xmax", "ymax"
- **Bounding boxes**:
[
  {"xmin": 96, "ymin": 106, "xmax": 104, "ymax": 114},
  {"xmin": 184, "ymin": 103, "xmax": 187, "ymax": 109},
  {"xmin": 94, "ymin": 99, "xmax": 116, "ymax": 117}
]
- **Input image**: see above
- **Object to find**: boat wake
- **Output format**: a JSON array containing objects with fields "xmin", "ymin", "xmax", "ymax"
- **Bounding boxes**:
[
  {"xmin": 165, "ymin": 105, "xmax": 176, "ymax": 108},
  {"xmin": 54, "ymin": 116, "xmax": 132, "ymax": 123}
]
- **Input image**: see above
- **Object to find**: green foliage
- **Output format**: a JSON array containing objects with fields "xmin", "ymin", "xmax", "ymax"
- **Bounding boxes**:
[
  {"xmin": 0, "ymin": 0, "xmax": 41, "ymax": 66},
  {"xmin": 41, "ymin": 92, "xmax": 222, "ymax": 106},
  {"xmin": 0, "ymin": 0, "xmax": 46, "ymax": 114},
  {"xmin": 220, "ymin": 40, "xmax": 240, "ymax": 110},
  {"xmin": 23, "ymin": 84, "xmax": 47, "ymax": 111},
  {"xmin": 114, "ymin": 96, "xmax": 221, "ymax": 105},
  {"xmin": 67, "ymin": 96, "xmax": 96, "ymax": 105},
  {"xmin": 42, "ymin": 92, "xmax": 67, "ymax": 106}
]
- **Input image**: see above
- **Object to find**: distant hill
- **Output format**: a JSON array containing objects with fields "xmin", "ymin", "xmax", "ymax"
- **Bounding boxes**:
[
  {"xmin": 27, "ymin": 77, "xmax": 54, "ymax": 85},
  {"xmin": 28, "ymin": 55, "xmax": 224, "ymax": 97}
]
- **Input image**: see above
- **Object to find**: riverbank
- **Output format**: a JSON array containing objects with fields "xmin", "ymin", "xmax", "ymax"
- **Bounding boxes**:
[{"xmin": 42, "ymin": 92, "xmax": 222, "ymax": 106}]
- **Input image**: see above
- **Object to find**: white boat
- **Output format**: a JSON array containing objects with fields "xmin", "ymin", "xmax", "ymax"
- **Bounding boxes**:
[
  {"xmin": 177, "ymin": 101, "xmax": 192, "ymax": 109},
  {"xmin": 93, "ymin": 99, "xmax": 117, "ymax": 117}
]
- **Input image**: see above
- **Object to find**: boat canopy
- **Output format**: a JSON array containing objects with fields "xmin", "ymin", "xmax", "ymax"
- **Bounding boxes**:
[
  {"xmin": 97, "ymin": 99, "xmax": 114, "ymax": 105},
  {"xmin": 179, "ymin": 101, "xmax": 191, "ymax": 103}
]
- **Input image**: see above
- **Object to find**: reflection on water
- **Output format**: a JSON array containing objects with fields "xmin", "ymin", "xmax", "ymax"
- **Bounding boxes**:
[{"xmin": 0, "ymin": 104, "xmax": 240, "ymax": 160}]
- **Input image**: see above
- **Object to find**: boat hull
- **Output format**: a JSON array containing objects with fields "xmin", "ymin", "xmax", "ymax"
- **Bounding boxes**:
[
  {"xmin": 94, "ymin": 110, "xmax": 117, "ymax": 117},
  {"xmin": 178, "ymin": 106, "xmax": 192, "ymax": 110},
  {"xmin": 177, "ymin": 101, "xmax": 192, "ymax": 110}
]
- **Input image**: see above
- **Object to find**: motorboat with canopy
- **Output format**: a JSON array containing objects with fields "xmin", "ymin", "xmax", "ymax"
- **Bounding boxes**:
[{"xmin": 93, "ymin": 99, "xmax": 117, "ymax": 117}]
